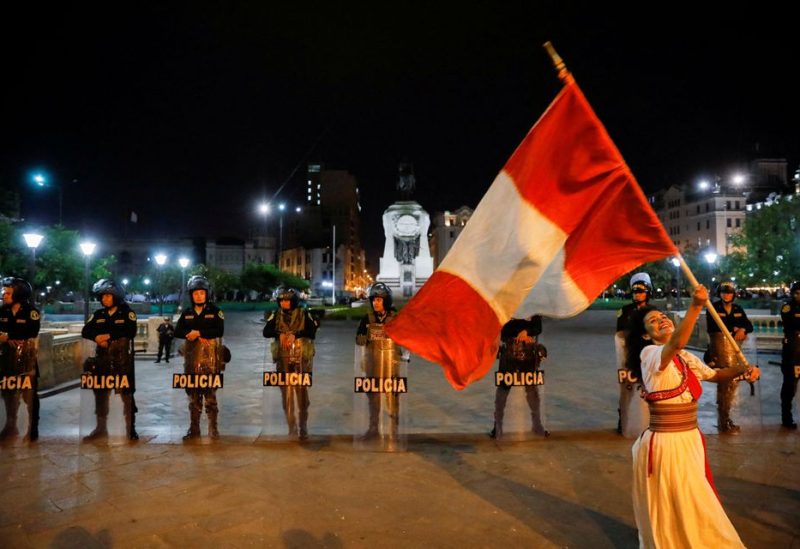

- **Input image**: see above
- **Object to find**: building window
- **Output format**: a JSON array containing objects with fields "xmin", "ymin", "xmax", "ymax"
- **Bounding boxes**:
[
  {"xmin": 706, "ymin": 220, "xmax": 710, "ymax": 229},
  {"xmin": 735, "ymin": 218, "xmax": 741, "ymax": 227},
  {"xmin": 735, "ymin": 201, "xmax": 740, "ymax": 210},
  {"xmin": 726, "ymin": 200, "xmax": 731, "ymax": 210},
  {"xmin": 727, "ymin": 218, "xmax": 732, "ymax": 228},
  {"xmin": 697, "ymin": 222, "xmax": 700, "ymax": 230},
  {"xmin": 696, "ymin": 205, "xmax": 700, "ymax": 214},
  {"xmin": 705, "ymin": 203, "xmax": 709, "ymax": 213}
]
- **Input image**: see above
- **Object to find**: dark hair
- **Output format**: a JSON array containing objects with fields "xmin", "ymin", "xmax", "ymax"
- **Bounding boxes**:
[{"xmin": 625, "ymin": 305, "xmax": 660, "ymax": 381}]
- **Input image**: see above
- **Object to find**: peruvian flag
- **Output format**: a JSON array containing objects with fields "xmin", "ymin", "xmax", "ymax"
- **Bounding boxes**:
[{"xmin": 385, "ymin": 79, "xmax": 678, "ymax": 390}]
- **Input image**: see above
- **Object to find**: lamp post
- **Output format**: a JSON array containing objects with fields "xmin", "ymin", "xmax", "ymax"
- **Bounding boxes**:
[
  {"xmin": 22, "ymin": 232, "xmax": 44, "ymax": 284},
  {"xmin": 670, "ymin": 257, "xmax": 683, "ymax": 309},
  {"xmin": 154, "ymin": 253, "xmax": 167, "ymax": 316},
  {"xmin": 32, "ymin": 173, "xmax": 70, "ymax": 225},
  {"xmin": 704, "ymin": 251, "xmax": 718, "ymax": 289},
  {"xmin": 278, "ymin": 203, "xmax": 286, "ymax": 265},
  {"xmin": 178, "ymin": 257, "xmax": 190, "ymax": 310},
  {"xmin": 79, "ymin": 241, "xmax": 96, "ymax": 321}
]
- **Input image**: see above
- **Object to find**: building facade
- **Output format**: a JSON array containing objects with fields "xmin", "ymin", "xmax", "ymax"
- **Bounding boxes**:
[{"xmin": 429, "ymin": 206, "xmax": 474, "ymax": 269}]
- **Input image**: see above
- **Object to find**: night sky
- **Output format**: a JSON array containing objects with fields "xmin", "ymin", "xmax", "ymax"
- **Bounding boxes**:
[{"xmin": 3, "ymin": 3, "xmax": 797, "ymax": 267}]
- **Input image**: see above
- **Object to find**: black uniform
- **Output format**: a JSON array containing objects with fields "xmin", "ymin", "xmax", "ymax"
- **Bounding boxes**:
[
  {"xmin": 706, "ymin": 300, "xmax": 754, "ymax": 337},
  {"xmin": 156, "ymin": 320, "xmax": 174, "ymax": 363},
  {"xmin": 705, "ymin": 299, "xmax": 754, "ymax": 432},
  {"xmin": 264, "ymin": 307, "xmax": 318, "ymax": 438},
  {"xmin": 780, "ymin": 300, "xmax": 800, "ymax": 427},
  {"xmin": 0, "ymin": 302, "xmax": 41, "ymax": 440},
  {"xmin": 356, "ymin": 308, "xmax": 400, "ymax": 438},
  {"xmin": 81, "ymin": 302, "xmax": 138, "ymax": 439},
  {"xmin": 492, "ymin": 316, "xmax": 547, "ymax": 438},
  {"xmin": 616, "ymin": 302, "xmax": 641, "ymax": 333},
  {"xmin": 615, "ymin": 301, "xmax": 649, "ymax": 435},
  {"xmin": 175, "ymin": 303, "xmax": 225, "ymax": 435}
]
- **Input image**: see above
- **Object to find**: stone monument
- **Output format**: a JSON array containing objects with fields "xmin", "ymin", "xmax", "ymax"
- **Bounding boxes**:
[{"xmin": 376, "ymin": 163, "xmax": 434, "ymax": 299}]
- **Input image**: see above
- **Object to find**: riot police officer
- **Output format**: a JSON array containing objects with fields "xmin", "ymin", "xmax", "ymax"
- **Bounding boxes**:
[
  {"xmin": 355, "ymin": 283, "xmax": 402, "ymax": 440},
  {"xmin": 0, "ymin": 277, "xmax": 41, "ymax": 441},
  {"xmin": 614, "ymin": 272, "xmax": 652, "ymax": 435},
  {"xmin": 705, "ymin": 280, "xmax": 753, "ymax": 434},
  {"xmin": 263, "ymin": 287, "xmax": 318, "ymax": 440},
  {"xmin": 779, "ymin": 281, "xmax": 800, "ymax": 429},
  {"xmin": 175, "ymin": 275, "xmax": 225, "ymax": 439},
  {"xmin": 81, "ymin": 279, "xmax": 138, "ymax": 441},
  {"xmin": 490, "ymin": 316, "xmax": 548, "ymax": 439}
]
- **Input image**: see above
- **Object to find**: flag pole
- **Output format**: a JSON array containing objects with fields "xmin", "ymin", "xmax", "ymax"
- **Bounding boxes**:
[
  {"xmin": 676, "ymin": 253, "xmax": 752, "ymax": 370},
  {"xmin": 543, "ymin": 41, "xmax": 574, "ymax": 84}
]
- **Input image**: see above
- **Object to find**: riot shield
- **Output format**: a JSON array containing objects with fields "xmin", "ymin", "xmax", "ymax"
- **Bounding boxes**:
[
  {"xmin": 728, "ymin": 335, "xmax": 762, "ymax": 430},
  {"xmin": 615, "ymin": 334, "xmax": 649, "ymax": 438},
  {"xmin": 490, "ymin": 339, "xmax": 548, "ymax": 441},
  {"xmin": 79, "ymin": 338, "xmax": 135, "ymax": 444},
  {"xmin": 0, "ymin": 338, "xmax": 38, "ymax": 443},
  {"xmin": 261, "ymin": 337, "xmax": 315, "ymax": 441},
  {"xmin": 171, "ymin": 337, "xmax": 225, "ymax": 443},
  {"xmin": 353, "ymin": 323, "xmax": 408, "ymax": 451}
]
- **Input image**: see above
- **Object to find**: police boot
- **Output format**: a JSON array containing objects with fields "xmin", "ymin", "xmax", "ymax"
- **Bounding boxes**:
[
  {"xmin": 24, "ymin": 409, "xmax": 38, "ymax": 442},
  {"xmin": 183, "ymin": 411, "xmax": 201, "ymax": 440},
  {"xmin": 83, "ymin": 416, "xmax": 108, "ymax": 441},
  {"xmin": 781, "ymin": 405, "xmax": 797, "ymax": 429},
  {"xmin": 0, "ymin": 396, "xmax": 19, "ymax": 440},
  {"xmin": 361, "ymin": 418, "xmax": 379, "ymax": 440},
  {"xmin": 489, "ymin": 421, "xmax": 503, "ymax": 440},
  {"xmin": 208, "ymin": 411, "xmax": 219, "ymax": 439},
  {"xmin": 126, "ymin": 412, "xmax": 139, "ymax": 441},
  {"xmin": 532, "ymin": 415, "xmax": 549, "ymax": 437}
]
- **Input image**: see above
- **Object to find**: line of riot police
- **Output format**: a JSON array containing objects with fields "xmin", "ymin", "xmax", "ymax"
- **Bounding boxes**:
[{"xmin": 2, "ymin": 270, "xmax": 797, "ymax": 446}]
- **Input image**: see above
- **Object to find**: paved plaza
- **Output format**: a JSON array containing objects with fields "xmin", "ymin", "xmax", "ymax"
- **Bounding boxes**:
[{"xmin": 1, "ymin": 310, "xmax": 798, "ymax": 547}]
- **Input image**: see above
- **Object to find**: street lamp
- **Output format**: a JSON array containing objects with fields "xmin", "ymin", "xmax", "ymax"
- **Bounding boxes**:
[
  {"xmin": 31, "ymin": 173, "xmax": 70, "ymax": 225},
  {"xmin": 670, "ymin": 257, "xmax": 683, "ymax": 309},
  {"xmin": 79, "ymin": 241, "xmax": 96, "ymax": 321},
  {"xmin": 704, "ymin": 251, "xmax": 718, "ymax": 288},
  {"xmin": 278, "ymin": 203, "xmax": 286, "ymax": 263},
  {"xmin": 22, "ymin": 232, "xmax": 44, "ymax": 300},
  {"xmin": 178, "ymin": 257, "xmax": 190, "ymax": 310},
  {"xmin": 154, "ymin": 253, "xmax": 167, "ymax": 316},
  {"xmin": 258, "ymin": 202, "xmax": 270, "ymax": 236}
]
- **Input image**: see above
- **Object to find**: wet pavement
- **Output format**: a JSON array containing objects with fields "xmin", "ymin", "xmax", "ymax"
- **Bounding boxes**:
[{"xmin": 0, "ymin": 310, "xmax": 798, "ymax": 548}]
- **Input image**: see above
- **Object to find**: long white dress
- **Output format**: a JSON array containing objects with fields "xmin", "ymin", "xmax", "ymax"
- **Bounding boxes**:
[{"xmin": 631, "ymin": 345, "xmax": 745, "ymax": 548}]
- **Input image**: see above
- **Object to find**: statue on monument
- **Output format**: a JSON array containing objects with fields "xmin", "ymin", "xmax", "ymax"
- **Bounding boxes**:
[{"xmin": 397, "ymin": 162, "xmax": 416, "ymax": 200}]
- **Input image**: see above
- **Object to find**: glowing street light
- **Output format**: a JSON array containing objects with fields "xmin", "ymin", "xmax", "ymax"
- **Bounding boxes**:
[
  {"xmin": 178, "ymin": 257, "xmax": 190, "ymax": 309},
  {"xmin": 704, "ymin": 251, "xmax": 718, "ymax": 289},
  {"xmin": 22, "ymin": 232, "xmax": 44, "ymax": 301},
  {"xmin": 154, "ymin": 253, "xmax": 167, "ymax": 315},
  {"xmin": 670, "ymin": 257, "xmax": 683, "ymax": 309},
  {"xmin": 80, "ymin": 241, "xmax": 96, "ymax": 321}
]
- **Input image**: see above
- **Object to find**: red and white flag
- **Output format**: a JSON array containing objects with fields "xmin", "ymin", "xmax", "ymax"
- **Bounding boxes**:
[{"xmin": 385, "ymin": 79, "xmax": 678, "ymax": 390}]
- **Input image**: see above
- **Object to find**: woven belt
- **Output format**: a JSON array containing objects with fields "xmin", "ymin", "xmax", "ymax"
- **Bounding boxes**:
[{"xmin": 648, "ymin": 401, "xmax": 698, "ymax": 432}]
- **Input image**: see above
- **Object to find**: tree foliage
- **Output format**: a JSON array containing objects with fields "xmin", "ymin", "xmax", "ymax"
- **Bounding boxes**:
[
  {"xmin": 727, "ymin": 196, "xmax": 800, "ymax": 287},
  {"xmin": 0, "ymin": 222, "xmax": 113, "ymax": 299}
]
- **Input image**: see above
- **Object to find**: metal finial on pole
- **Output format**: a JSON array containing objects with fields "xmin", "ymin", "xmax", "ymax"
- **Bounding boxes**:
[{"xmin": 543, "ymin": 41, "xmax": 573, "ymax": 84}]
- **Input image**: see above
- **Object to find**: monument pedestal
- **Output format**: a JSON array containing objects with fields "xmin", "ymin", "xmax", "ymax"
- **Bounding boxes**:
[{"xmin": 376, "ymin": 201, "xmax": 433, "ymax": 300}]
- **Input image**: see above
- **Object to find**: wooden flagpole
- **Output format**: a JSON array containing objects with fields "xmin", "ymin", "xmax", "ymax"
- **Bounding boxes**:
[{"xmin": 542, "ymin": 41, "xmax": 754, "ymax": 375}]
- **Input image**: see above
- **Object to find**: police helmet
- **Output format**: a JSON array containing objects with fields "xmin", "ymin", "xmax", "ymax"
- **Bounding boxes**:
[
  {"xmin": 92, "ymin": 279, "xmax": 125, "ymax": 304},
  {"xmin": 368, "ymin": 282, "xmax": 393, "ymax": 310},
  {"xmin": 630, "ymin": 272, "xmax": 652, "ymax": 297},
  {"xmin": 717, "ymin": 280, "xmax": 736, "ymax": 297},
  {"xmin": 186, "ymin": 275, "xmax": 211, "ymax": 304},
  {"xmin": 1, "ymin": 276, "xmax": 33, "ymax": 304},
  {"xmin": 273, "ymin": 286, "xmax": 300, "ymax": 308}
]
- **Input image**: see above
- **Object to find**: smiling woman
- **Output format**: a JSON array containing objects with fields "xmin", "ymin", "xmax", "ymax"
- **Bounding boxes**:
[{"xmin": 624, "ymin": 285, "xmax": 759, "ymax": 547}]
